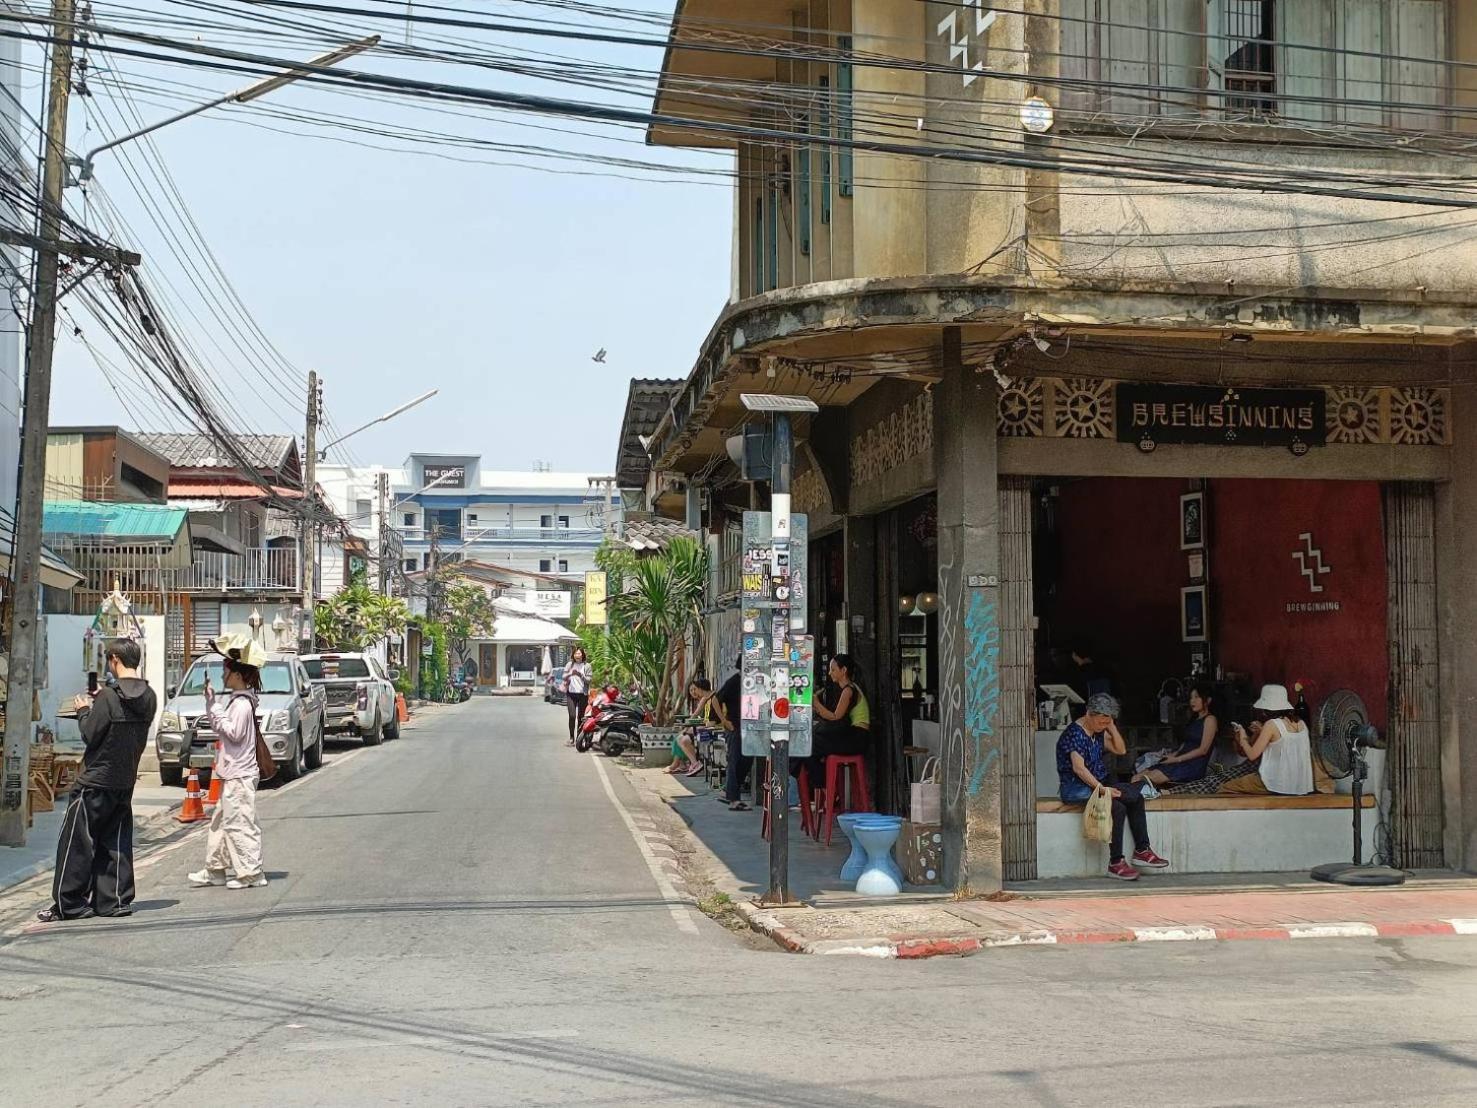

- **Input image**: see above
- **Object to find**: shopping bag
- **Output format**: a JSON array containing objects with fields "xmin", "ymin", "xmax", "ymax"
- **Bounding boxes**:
[
  {"xmin": 1082, "ymin": 786, "xmax": 1113, "ymax": 843},
  {"xmin": 899, "ymin": 821, "xmax": 944, "ymax": 886},
  {"xmin": 910, "ymin": 756, "xmax": 941, "ymax": 824}
]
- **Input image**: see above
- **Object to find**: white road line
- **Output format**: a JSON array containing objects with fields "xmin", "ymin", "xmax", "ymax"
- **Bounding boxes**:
[
  {"xmin": 1132, "ymin": 926, "xmax": 1218, "ymax": 942},
  {"xmin": 1287, "ymin": 923, "xmax": 1380, "ymax": 940},
  {"xmin": 589, "ymin": 756, "xmax": 700, "ymax": 936},
  {"xmin": 1447, "ymin": 919, "xmax": 1477, "ymax": 935}
]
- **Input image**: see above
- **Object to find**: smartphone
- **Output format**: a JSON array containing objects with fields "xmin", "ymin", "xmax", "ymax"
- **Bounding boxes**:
[{"xmin": 87, "ymin": 672, "xmax": 98, "ymax": 695}]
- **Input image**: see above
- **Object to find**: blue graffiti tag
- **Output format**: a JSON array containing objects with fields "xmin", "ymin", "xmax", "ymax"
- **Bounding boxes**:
[{"xmin": 964, "ymin": 590, "xmax": 1002, "ymax": 797}]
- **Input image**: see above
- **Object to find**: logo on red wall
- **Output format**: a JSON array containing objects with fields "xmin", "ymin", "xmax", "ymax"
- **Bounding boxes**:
[{"xmin": 1289, "ymin": 533, "xmax": 1339, "ymax": 613}]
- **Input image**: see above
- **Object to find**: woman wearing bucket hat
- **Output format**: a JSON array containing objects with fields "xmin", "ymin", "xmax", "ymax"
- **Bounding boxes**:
[
  {"xmin": 1170, "ymin": 684, "xmax": 1313, "ymax": 797},
  {"xmin": 188, "ymin": 634, "xmax": 270, "ymax": 890}
]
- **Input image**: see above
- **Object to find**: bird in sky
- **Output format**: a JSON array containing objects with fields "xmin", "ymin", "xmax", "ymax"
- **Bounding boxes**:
[{"xmin": 591, "ymin": 348, "xmax": 608, "ymax": 364}]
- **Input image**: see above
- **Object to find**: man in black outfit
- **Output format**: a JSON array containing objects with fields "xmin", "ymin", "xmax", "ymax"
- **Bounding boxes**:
[
  {"xmin": 37, "ymin": 639, "xmax": 157, "ymax": 922},
  {"xmin": 717, "ymin": 660, "xmax": 751, "ymax": 811}
]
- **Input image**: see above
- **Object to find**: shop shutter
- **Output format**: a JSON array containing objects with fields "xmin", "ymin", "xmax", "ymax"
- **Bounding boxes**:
[
  {"xmin": 1383, "ymin": 482, "xmax": 1443, "ymax": 868},
  {"xmin": 190, "ymin": 600, "xmax": 221, "ymax": 659},
  {"xmin": 999, "ymin": 477, "xmax": 1038, "ymax": 882}
]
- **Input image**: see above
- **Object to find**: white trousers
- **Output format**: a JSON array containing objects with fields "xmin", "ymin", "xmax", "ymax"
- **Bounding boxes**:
[{"xmin": 205, "ymin": 777, "xmax": 263, "ymax": 879}]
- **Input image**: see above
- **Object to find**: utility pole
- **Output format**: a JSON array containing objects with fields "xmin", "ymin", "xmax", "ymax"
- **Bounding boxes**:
[
  {"xmin": 0, "ymin": 0, "xmax": 77, "ymax": 845},
  {"xmin": 300, "ymin": 370, "xmax": 319, "ymax": 652},
  {"xmin": 376, "ymin": 470, "xmax": 390, "ymax": 595}
]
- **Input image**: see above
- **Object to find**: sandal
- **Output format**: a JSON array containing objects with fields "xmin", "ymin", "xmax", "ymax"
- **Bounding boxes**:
[
  {"xmin": 684, "ymin": 761, "xmax": 706, "ymax": 778},
  {"xmin": 728, "ymin": 801, "xmax": 751, "ymax": 812}
]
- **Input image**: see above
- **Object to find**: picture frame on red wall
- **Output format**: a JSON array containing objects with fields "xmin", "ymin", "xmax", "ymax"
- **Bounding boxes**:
[
  {"xmin": 1181, "ymin": 585, "xmax": 1208, "ymax": 643},
  {"xmin": 1180, "ymin": 492, "xmax": 1205, "ymax": 551}
]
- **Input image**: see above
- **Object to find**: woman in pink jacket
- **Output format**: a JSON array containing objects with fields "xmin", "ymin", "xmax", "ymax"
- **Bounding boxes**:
[{"xmin": 188, "ymin": 637, "xmax": 268, "ymax": 890}]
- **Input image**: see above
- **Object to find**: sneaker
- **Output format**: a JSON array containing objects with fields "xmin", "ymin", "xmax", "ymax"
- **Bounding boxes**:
[
  {"xmin": 35, "ymin": 905, "xmax": 94, "ymax": 923},
  {"xmin": 1107, "ymin": 860, "xmax": 1141, "ymax": 881},
  {"xmin": 188, "ymin": 869, "xmax": 227, "ymax": 888},
  {"xmin": 226, "ymin": 874, "xmax": 268, "ymax": 890},
  {"xmin": 1132, "ymin": 849, "xmax": 1170, "ymax": 870}
]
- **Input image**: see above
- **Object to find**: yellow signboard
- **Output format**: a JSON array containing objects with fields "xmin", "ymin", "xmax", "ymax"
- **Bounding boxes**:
[{"xmin": 583, "ymin": 571, "xmax": 608, "ymax": 626}]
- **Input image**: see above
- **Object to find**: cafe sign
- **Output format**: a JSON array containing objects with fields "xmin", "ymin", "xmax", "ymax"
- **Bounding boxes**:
[{"xmin": 1116, "ymin": 384, "xmax": 1326, "ymax": 452}]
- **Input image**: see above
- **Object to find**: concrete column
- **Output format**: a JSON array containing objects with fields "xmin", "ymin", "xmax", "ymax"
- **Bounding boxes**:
[
  {"xmin": 934, "ymin": 327, "xmax": 1004, "ymax": 894},
  {"xmin": 1437, "ymin": 365, "xmax": 1477, "ymax": 871}
]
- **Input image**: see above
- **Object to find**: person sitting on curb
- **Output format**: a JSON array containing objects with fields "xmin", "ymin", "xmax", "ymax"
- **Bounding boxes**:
[{"xmin": 1057, "ymin": 692, "xmax": 1170, "ymax": 882}]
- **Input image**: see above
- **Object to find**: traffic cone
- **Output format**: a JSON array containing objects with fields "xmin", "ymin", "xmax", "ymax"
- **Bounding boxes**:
[
  {"xmin": 396, "ymin": 693, "xmax": 409, "ymax": 723},
  {"xmin": 204, "ymin": 768, "xmax": 222, "ymax": 809},
  {"xmin": 176, "ymin": 767, "xmax": 207, "ymax": 823}
]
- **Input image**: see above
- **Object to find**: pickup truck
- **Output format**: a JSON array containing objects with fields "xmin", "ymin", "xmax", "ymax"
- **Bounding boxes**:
[{"xmin": 300, "ymin": 653, "xmax": 400, "ymax": 746}]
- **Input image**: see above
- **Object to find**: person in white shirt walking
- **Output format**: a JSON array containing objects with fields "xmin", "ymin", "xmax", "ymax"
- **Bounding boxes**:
[
  {"xmin": 563, "ymin": 647, "xmax": 593, "ymax": 744},
  {"xmin": 188, "ymin": 636, "xmax": 270, "ymax": 890}
]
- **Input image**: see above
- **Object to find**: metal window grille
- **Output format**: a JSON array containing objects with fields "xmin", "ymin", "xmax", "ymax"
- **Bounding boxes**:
[{"xmin": 1222, "ymin": 0, "xmax": 1277, "ymax": 114}]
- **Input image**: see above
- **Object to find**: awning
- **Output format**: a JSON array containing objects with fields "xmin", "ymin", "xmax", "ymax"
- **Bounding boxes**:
[
  {"xmin": 190, "ymin": 523, "xmax": 246, "ymax": 557},
  {"xmin": 0, "ymin": 507, "xmax": 82, "ymax": 589},
  {"xmin": 484, "ymin": 614, "xmax": 579, "ymax": 646},
  {"xmin": 42, "ymin": 500, "xmax": 195, "ymax": 569}
]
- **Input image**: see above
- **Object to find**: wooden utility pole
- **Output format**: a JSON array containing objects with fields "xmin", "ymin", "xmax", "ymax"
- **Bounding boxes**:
[
  {"xmin": 0, "ymin": 0, "xmax": 77, "ymax": 845},
  {"xmin": 300, "ymin": 370, "xmax": 319, "ymax": 651},
  {"xmin": 376, "ymin": 470, "xmax": 390, "ymax": 594}
]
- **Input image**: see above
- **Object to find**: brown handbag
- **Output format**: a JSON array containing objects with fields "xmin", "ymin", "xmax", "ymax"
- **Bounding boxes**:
[{"xmin": 253, "ymin": 714, "xmax": 278, "ymax": 782}]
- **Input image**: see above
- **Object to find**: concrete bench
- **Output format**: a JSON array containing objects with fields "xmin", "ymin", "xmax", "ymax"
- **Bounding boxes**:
[{"xmin": 1035, "ymin": 792, "xmax": 1379, "ymax": 878}]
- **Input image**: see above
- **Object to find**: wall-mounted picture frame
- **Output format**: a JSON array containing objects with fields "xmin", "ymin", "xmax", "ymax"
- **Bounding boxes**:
[
  {"xmin": 1181, "ymin": 585, "xmax": 1208, "ymax": 643},
  {"xmin": 1180, "ymin": 491, "xmax": 1205, "ymax": 551},
  {"xmin": 1187, "ymin": 550, "xmax": 1205, "ymax": 584}
]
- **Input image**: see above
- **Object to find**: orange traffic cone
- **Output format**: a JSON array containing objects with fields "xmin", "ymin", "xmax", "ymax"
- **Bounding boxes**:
[
  {"xmin": 395, "ymin": 693, "xmax": 409, "ymax": 723},
  {"xmin": 177, "ymin": 767, "xmax": 207, "ymax": 823},
  {"xmin": 204, "ymin": 769, "xmax": 222, "ymax": 809}
]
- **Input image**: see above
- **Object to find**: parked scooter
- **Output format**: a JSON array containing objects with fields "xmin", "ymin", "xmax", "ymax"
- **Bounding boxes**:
[
  {"xmin": 592, "ymin": 699, "xmax": 649, "ymax": 757},
  {"xmin": 575, "ymin": 684, "xmax": 622, "ymax": 752}
]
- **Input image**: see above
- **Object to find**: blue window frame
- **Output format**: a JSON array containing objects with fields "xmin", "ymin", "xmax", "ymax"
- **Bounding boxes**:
[
  {"xmin": 797, "ymin": 116, "xmax": 811, "ymax": 256},
  {"xmin": 837, "ymin": 36, "xmax": 854, "ymax": 198},
  {"xmin": 819, "ymin": 77, "xmax": 832, "ymax": 225}
]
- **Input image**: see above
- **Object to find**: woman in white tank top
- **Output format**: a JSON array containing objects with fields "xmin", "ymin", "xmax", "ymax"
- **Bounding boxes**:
[{"xmin": 1219, "ymin": 684, "xmax": 1314, "ymax": 797}]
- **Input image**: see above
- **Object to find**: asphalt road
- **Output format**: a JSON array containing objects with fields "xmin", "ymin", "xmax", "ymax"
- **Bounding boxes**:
[{"xmin": 2, "ymin": 697, "xmax": 1476, "ymax": 1107}]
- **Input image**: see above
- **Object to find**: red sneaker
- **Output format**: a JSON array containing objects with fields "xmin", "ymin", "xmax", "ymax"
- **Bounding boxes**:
[
  {"xmin": 1107, "ymin": 860, "xmax": 1140, "ymax": 881},
  {"xmin": 1133, "ymin": 849, "xmax": 1170, "ymax": 870}
]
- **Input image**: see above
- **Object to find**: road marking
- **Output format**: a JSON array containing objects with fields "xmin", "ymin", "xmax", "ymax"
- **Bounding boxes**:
[
  {"xmin": 287, "ymin": 1028, "xmax": 580, "ymax": 1053},
  {"xmin": 589, "ymin": 756, "xmax": 700, "ymax": 936},
  {"xmin": 1287, "ymin": 923, "xmax": 1380, "ymax": 940},
  {"xmin": 1132, "ymin": 926, "xmax": 1218, "ymax": 942},
  {"xmin": 1447, "ymin": 919, "xmax": 1477, "ymax": 935}
]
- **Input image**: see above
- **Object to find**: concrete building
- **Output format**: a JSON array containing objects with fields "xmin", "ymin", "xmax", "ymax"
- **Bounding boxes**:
[
  {"xmin": 633, "ymin": 1, "xmax": 1477, "ymax": 891},
  {"xmin": 390, "ymin": 454, "xmax": 615, "ymax": 580}
]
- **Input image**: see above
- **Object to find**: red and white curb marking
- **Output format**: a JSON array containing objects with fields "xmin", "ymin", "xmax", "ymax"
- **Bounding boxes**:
[{"xmin": 737, "ymin": 910, "xmax": 1477, "ymax": 959}]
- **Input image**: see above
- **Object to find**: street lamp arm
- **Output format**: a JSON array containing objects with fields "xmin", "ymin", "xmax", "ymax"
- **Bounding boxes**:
[
  {"xmin": 319, "ymin": 388, "xmax": 438, "ymax": 457},
  {"xmin": 70, "ymin": 35, "xmax": 380, "ymax": 184}
]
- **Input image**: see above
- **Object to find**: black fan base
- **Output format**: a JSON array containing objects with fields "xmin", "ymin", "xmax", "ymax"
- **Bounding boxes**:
[{"xmin": 1310, "ymin": 863, "xmax": 1407, "ymax": 887}]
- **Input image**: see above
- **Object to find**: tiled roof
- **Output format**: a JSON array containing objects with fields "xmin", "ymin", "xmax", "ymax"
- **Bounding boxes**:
[
  {"xmin": 134, "ymin": 432, "xmax": 298, "ymax": 473},
  {"xmin": 623, "ymin": 515, "xmax": 696, "ymax": 552},
  {"xmin": 615, "ymin": 379, "xmax": 683, "ymax": 489}
]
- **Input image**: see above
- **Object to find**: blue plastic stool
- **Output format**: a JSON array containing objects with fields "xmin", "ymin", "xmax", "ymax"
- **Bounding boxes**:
[
  {"xmin": 854, "ymin": 816, "xmax": 904, "ymax": 897},
  {"xmin": 837, "ymin": 812, "xmax": 868, "ymax": 882}
]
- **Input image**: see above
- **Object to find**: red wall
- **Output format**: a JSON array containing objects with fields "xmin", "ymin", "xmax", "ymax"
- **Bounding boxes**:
[
  {"xmin": 1048, "ymin": 477, "xmax": 1388, "ymax": 729},
  {"xmin": 1210, "ymin": 480, "xmax": 1387, "ymax": 729},
  {"xmin": 1048, "ymin": 478, "xmax": 1186, "ymax": 708}
]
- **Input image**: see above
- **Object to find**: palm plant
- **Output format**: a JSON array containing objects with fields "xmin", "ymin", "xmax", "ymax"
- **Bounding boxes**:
[{"xmin": 606, "ymin": 536, "xmax": 710, "ymax": 725}]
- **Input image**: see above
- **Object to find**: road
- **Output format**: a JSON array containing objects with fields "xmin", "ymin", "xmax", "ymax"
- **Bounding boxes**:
[{"xmin": 2, "ymin": 697, "xmax": 1475, "ymax": 1106}]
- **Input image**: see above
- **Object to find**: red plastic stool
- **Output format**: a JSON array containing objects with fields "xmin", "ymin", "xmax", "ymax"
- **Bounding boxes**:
[
  {"xmin": 762, "ymin": 763, "xmax": 816, "ymax": 842},
  {"xmin": 816, "ymin": 755, "xmax": 872, "ymax": 846}
]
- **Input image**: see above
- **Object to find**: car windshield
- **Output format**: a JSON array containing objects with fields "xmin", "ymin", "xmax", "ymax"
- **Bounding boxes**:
[
  {"xmin": 302, "ymin": 657, "xmax": 371, "ymax": 679},
  {"xmin": 178, "ymin": 660, "xmax": 296, "ymax": 696}
]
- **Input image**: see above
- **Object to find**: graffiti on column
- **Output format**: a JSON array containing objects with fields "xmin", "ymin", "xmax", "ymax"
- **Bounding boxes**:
[
  {"xmin": 937, "ymin": 554, "xmax": 966, "ymax": 807},
  {"xmin": 964, "ymin": 590, "xmax": 1001, "ymax": 797}
]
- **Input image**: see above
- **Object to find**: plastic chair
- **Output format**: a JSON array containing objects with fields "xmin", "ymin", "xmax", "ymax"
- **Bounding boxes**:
[{"xmin": 816, "ymin": 755, "xmax": 872, "ymax": 846}]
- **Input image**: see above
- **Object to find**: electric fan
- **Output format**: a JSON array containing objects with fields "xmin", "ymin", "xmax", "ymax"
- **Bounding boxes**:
[{"xmin": 1309, "ymin": 690, "xmax": 1405, "ymax": 887}]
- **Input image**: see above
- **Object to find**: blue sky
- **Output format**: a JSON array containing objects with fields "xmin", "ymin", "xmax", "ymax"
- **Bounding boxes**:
[{"xmin": 47, "ymin": 1, "xmax": 730, "ymax": 475}]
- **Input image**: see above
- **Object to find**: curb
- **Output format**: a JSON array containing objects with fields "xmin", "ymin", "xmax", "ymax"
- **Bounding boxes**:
[{"xmin": 732, "ymin": 908, "xmax": 1477, "ymax": 959}]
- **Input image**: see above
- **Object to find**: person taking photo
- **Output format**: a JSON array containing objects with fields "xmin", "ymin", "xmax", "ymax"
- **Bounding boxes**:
[{"xmin": 37, "ymin": 638, "xmax": 156, "ymax": 923}]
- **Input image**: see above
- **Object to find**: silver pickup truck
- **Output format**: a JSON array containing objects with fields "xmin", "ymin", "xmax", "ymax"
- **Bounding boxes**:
[{"xmin": 301, "ymin": 653, "xmax": 400, "ymax": 746}]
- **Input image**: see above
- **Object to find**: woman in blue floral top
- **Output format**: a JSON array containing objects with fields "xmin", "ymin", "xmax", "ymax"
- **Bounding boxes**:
[{"xmin": 1056, "ymin": 693, "xmax": 1170, "ymax": 881}]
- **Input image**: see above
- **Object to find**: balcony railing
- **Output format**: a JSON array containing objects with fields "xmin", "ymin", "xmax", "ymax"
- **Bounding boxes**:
[
  {"xmin": 396, "ymin": 526, "xmax": 603, "ymax": 544},
  {"xmin": 166, "ymin": 548, "xmax": 299, "ymax": 591}
]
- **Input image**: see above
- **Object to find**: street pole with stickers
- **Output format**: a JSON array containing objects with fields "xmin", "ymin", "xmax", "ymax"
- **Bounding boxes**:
[{"xmin": 738, "ymin": 394, "xmax": 819, "ymax": 907}]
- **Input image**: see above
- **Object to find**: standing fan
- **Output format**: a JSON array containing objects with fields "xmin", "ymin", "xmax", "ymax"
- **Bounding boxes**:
[{"xmin": 1309, "ymin": 690, "xmax": 1405, "ymax": 886}]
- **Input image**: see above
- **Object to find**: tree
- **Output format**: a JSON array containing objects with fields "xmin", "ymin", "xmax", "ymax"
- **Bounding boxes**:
[
  {"xmin": 606, "ymin": 535, "xmax": 709, "ymax": 725},
  {"xmin": 315, "ymin": 583, "xmax": 410, "ymax": 651},
  {"xmin": 433, "ymin": 570, "xmax": 497, "ymax": 652}
]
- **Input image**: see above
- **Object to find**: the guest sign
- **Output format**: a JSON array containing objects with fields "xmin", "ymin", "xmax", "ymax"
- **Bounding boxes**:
[{"xmin": 1116, "ymin": 384, "xmax": 1327, "ymax": 450}]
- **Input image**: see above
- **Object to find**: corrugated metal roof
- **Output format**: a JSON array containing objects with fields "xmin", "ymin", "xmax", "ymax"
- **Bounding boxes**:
[
  {"xmin": 0, "ymin": 505, "xmax": 82, "ymax": 587},
  {"xmin": 42, "ymin": 499, "xmax": 189, "ymax": 542},
  {"xmin": 169, "ymin": 480, "xmax": 304, "ymax": 500},
  {"xmin": 134, "ymin": 432, "xmax": 297, "ymax": 472}
]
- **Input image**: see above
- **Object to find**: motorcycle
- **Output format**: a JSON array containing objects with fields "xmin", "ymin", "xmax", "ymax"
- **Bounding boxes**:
[
  {"xmin": 592, "ymin": 700, "xmax": 649, "ymax": 757},
  {"xmin": 575, "ymin": 685, "xmax": 621, "ymax": 752}
]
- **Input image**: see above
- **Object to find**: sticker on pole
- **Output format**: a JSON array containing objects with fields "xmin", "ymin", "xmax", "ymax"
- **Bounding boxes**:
[{"xmin": 773, "ymin": 697, "xmax": 790, "ymax": 721}]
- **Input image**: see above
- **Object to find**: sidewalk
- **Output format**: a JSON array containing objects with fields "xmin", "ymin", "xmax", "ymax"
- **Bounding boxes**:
[
  {"xmin": 0, "ymin": 772, "xmax": 182, "ymax": 893},
  {"xmin": 620, "ymin": 763, "xmax": 1477, "ymax": 959}
]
